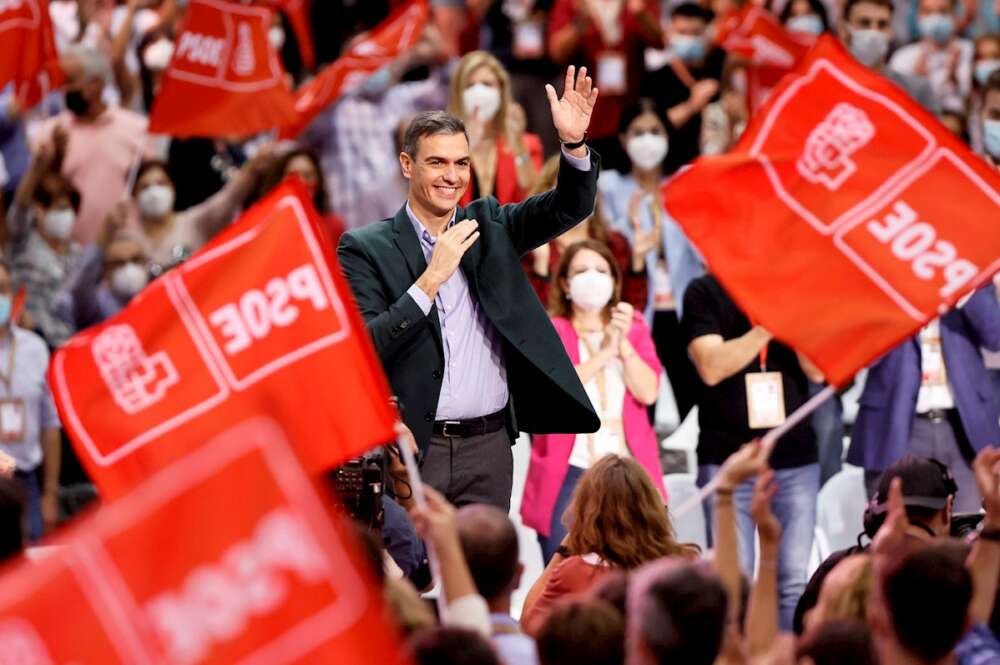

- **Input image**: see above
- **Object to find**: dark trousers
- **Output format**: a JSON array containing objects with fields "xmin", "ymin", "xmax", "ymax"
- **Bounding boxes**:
[
  {"xmin": 14, "ymin": 468, "xmax": 42, "ymax": 543},
  {"xmin": 651, "ymin": 310, "xmax": 700, "ymax": 422},
  {"xmin": 420, "ymin": 428, "xmax": 514, "ymax": 511},
  {"xmin": 537, "ymin": 465, "xmax": 585, "ymax": 565}
]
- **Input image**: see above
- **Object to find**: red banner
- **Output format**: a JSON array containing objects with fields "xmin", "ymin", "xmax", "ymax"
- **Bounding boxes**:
[
  {"xmin": 0, "ymin": 0, "xmax": 63, "ymax": 109},
  {"xmin": 715, "ymin": 6, "xmax": 814, "ymax": 113},
  {"xmin": 50, "ymin": 180, "xmax": 396, "ymax": 499},
  {"xmin": 0, "ymin": 418, "xmax": 409, "ymax": 665},
  {"xmin": 663, "ymin": 36, "xmax": 1000, "ymax": 387},
  {"xmin": 149, "ymin": 0, "xmax": 297, "ymax": 138},
  {"xmin": 279, "ymin": 0, "xmax": 428, "ymax": 139}
]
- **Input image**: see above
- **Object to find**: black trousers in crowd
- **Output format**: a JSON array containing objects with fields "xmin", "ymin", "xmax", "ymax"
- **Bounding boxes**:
[{"xmin": 650, "ymin": 310, "xmax": 701, "ymax": 424}]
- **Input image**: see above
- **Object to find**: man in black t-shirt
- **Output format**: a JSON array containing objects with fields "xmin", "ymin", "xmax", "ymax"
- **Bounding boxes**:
[
  {"xmin": 682, "ymin": 274, "xmax": 823, "ymax": 631},
  {"xmin": 639, "ymin": 3, "xmax": 725, "ymax": 174}
]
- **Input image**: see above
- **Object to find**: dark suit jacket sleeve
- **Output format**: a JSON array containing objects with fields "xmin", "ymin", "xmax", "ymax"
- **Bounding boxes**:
[
  {"xmin": 337, "ymin": 232, "xmax": 428, "ymax": 360},
  {"xmin": 497, "ymin": 149, "xmax": 601, "ymax": 256},
  {"xmin": 959, "ymin": 285, "xmax": 1000, "ymax": 352}
]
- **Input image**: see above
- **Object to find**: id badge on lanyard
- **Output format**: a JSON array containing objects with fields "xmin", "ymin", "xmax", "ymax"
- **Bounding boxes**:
[
  {"xmin": 513, "ymin": 17, "xmax": 545, "ymax": 58},
  {"xmin": 0, "ymin": 340, "xmax": 23, "ymax": 443},
  {"xmin": 596, "ymin": 51, "xmax": 627, "ymax": 95},
  {"xmin": 745, "ymin": 343, "xmax": 786, "ymax": 430}
]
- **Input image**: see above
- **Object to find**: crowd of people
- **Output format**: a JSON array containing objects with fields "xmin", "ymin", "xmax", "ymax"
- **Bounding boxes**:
[{"xmin": 1, "ymin": 0, "xmax": 1000, "ymax": 663}]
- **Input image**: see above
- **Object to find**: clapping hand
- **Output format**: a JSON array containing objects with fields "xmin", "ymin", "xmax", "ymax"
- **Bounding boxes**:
[
  {"xmin": 606, "ymin": 301, "xmax": 633, "ymax": 349},
  {"xmin": 546, "ymin": 66, "xmax": 599, "ymax": 148}
]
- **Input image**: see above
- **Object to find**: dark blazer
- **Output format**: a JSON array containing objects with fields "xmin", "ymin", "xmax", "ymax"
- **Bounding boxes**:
[
  {"xmin": 847, "ymin": 286, "xmax": 1000, "ymax": 471},
  {"xmin": 337, "ymin": 151, "xmax": 602, "ymax": 453}
]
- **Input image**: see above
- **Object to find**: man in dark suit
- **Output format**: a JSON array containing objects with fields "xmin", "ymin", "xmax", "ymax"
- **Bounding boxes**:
[{"xmin": 338, "ymin": 67, "xmax": 602, "ymax": 510}]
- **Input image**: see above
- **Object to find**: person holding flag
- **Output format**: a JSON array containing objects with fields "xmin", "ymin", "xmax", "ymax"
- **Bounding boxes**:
[{"xmin": 338, "ymin": 66, "xmax": 601, "ymax": 511}]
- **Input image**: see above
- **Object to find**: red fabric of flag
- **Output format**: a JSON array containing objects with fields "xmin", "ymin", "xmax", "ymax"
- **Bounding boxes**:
[
  {"xmin": 267, "ymin": 0, "xmax": 315, "ymax": 71},
  {"xmin": 0, "ymin": 418, "xmax": 410, "ymax": 665},
  {"xmin": 278, "ymin": 0, "xmax": 428, "ymax": 139},
  {"xmin": 0, "ymin": 0, "xmax": 63, "ymax": 109},
  {"xmin": 148, "ymin": 0, "xmax": 297, "ymax": 138},
  {"xmin": 715, "ymin": 6, "xmax": 814, "ymax": 113},
  {"xmin": 50, "ymin": 179, "xmax": 396, "ymax": 499},
  {"xmin": 663, "ymin": 36, "xmax": 1000, "ymax": 387}
]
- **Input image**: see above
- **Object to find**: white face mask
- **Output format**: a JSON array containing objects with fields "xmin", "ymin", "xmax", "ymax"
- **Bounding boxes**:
[
  {"xmin": 110, "ymin": 262, "xmax": 149, "ymax": 299},
  {"xmin": 137, "ymin": 184, "xmax": 175, "ymax": 218},
  {"xmin": 268, "ymin": 26, "xmax": 285, "ymax": 50},
  {"xmin": 569, "ymin": 269, "xmax": 615, "ymax": 311},
  {"xmin": 626, "ymin": 133, "xmax": 669, "ymax": 170},
  {"xmin": 143, "ymin": 38, "xmax": 174, "ymax": 71},
  {"xmin": 462, "ymin": 83, "xmax": 502, "ymax": 121},
  {"xmin": 42, "ymin": 208, "xmax": 75, "ymax": 240},
  {"xmin": 849, "ymin": 28, "xmax": 890, "ymax": 68}
]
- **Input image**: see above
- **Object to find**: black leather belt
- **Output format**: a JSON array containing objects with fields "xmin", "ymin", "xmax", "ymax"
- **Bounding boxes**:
[
  {"xmin": 433, "ymin": 409, "xmax": 505, "ymax": 438},
  {"xmin": 917, "ymin": 408, "xmax": 954, "ymax": 422}
]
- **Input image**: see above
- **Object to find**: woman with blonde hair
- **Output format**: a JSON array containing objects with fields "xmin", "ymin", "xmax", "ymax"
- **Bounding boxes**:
[
  {"xmin": 447, "ymin": 50, "xmax": 543, "ymax": 205},
  {"xmin": 521, "ymin": 454, "xmax": 698, "ymax": 635}
]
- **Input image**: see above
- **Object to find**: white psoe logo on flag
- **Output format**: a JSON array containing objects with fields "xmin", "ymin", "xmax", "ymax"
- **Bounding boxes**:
[
  {"xmin": 797, "ymin": 103, "xmax": 875, "ymax": 191},
  {"xmin": 232, "ymin": 21, "xmax": 255, "ymax": 76},
  {"xmin": 0, "ymin": 619, "xmax": 54, "ymax": 665},
  {"xmin": 93, "ymin": 325, "xmax": 179, "ymax": 414}
]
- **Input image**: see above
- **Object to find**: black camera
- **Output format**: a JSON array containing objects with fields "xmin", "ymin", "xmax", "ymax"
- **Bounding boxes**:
[
  {"xmin": 330, "ymin": 450, "xmax": 386, "ymax": 533},
  {"xmin": 952, "ymin": 512, "xmax": 986, "ymax": 539}
]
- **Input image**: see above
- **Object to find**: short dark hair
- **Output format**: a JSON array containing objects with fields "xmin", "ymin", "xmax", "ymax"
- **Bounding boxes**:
[
  {"xmin": 34, "ymin": 171, "xmax": 81, "ymax": 212},
  {"xmin": 408, "ymin": 627, "xmax": 501, "ymax": 665},
  {"xmin": 536, "ymin": 598, "xmax": 625, "ymax": 665},
  {"xmin": 132, "ymin": 159, "xmax": 171, "ymax": 195},
  {"xmin": 780, "ymin": 0, "xmax": 832, "ymax": 31},
  {"xmin": 0, "ymin": 477, "xmax": 25, "ymax": 564},
  {"xmin": 985, "ymin": 69, "xmax": 1000, "ymax": 96},
  {"xmin": 843, "ymin": 0, "xmax": 894, "ymax": 22},
  {"xmin": 797, "ymin": 620, "xmax": 877, "ymax": 665},
  {"xmin": 882, "ymin": 542, "xmax": 972, "ymax": 662},
  {"xmin": 456, "ymin": 505, "xmax": 519, "ymax": 602},
  {"xmin": 632, "ymin": 561, "xmax": 728, "ymax": 665},
  {"xmin": 671, "ymin": 2, "xmax": 714, "ymax": 22},
  {"xmin": 401, "ymin": 111, "xmax": 467, "ymax": 159},
  {"xmin": 589, "ymin": 570, "xmax": 629, "ymax": 616},
  {"xmin": 617, "ymin": 97, "xmax": 662, "ymax": 136}
]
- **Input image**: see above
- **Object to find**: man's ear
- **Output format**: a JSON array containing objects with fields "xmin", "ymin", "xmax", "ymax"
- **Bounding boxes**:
[{"xmin": 399, "ymin": 152, "xmax": 413, "ymax": 180}]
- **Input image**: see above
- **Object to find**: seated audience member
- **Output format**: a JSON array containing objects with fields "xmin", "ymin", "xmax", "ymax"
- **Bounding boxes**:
[
  {"xmin": 801, "ymin": 554, "xmax": 873, "ymax": 633},
  {"xmin": 71, "ymin": 230, "xmax": 150, "ymax": 329},
  {"xmin": 105, "ymin": 149, "xmax": 274, "ymax": 273},
  {"xmin": 407, "ymin": 626, "xmax": 502, "ymax": 665},
  {"xmin": 521, "ymin": 454, "xmax": 698, "ymax": 634},
  {"xmin": 522, "ymin": 240, "xmax": 663, "ymax": 563},
  {"xmin": 7, "ymin": 152, "xmax": 83, "ymax": 347},
  {"xmin": 793, "ymin": 454, "xmax": 956, "ymax": 633},
  {"xmin": 625, "ymin": 558, "xmax": 728, "ymax": 665},
  {"xmin": 535, "ymin": 598, "xmax": 625, "ymax": 665},
  {"xmin": 796, "ymin": 619, "xmax": 878, "ymax": 665},
  {"xmin": 873, "ymin": 541, "xmax": 973, "ymax": 664},
  {"xmin": 0, "ymin": 476, "xmax": 24, "ymax": 564},
  {"xmin": 525, "ymin": 158, "xmax": 647, "ymax": 310},
  {"xmin": 457, "ymin": 504, "xmax": 538, "ymax": 665},
  {"xmin": 448, "ymin": 51, "xmax": 543, "ymax": 206}
]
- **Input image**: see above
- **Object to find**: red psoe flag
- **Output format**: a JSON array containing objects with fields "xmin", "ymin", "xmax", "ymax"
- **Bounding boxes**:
[
  {"xmin": 0, "ymin": 418, "xmax": 411, "ymax": 665},
  {"xmin": 148, "ymin": 0, "xmax": 297, "ymax": 138},
  {"xmin": 50, "ymin": 179, "xmax": 397, "ymax": 499},
  {"xmin": 714, "ymin": 6, "xmax": 814, "ymax": 113},
  {"xmin": 0, "ymin": 0, "xmax": 63, "ymax": 109},
  {"xmin": 279, "ymin": 0, "xmax": 429, "ymax": 139},
  {"xmin": 663, "ymin": 36, "xmax": 1000, "ymax": 387}
]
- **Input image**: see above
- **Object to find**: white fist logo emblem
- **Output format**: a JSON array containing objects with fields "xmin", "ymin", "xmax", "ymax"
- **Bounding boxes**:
[
  {"xmin": 93, "ymin": 325, "xmax": 179, "ymax": 414},
  {"xmin": 797, "ymin": 103, "xmax": 875, "ymax": 191}
]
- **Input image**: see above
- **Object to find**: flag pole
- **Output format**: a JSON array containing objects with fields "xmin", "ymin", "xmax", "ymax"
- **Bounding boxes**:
[
  {"xmin": 122, "ymin": 134, "xmax": 148, "ymax": 200},
  {"xmin": 395, "ymin": 423, "xmax": 447, "ymax": 620},
  {"xmin": 671, "ymin": 384, "xmax": 837, "ymax": 519}
]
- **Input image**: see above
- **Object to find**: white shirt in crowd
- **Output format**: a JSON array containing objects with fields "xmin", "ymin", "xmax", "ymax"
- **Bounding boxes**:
[
  {"xmin": 889, "ymin": 38, "xmax": 973, "ymax": 113},
  {"xmin": 569, "ymin": 331, "xmax": 629, "ymax": 468},
  {"xmin": 915, "ymin": 318, "xmax": 957, "ymax": 413}
]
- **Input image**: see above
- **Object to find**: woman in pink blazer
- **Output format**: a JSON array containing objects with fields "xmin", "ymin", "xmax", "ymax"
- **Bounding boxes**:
[{"xmin": 521, "ymin": 239, "xmax": 668, "ymax": 563}]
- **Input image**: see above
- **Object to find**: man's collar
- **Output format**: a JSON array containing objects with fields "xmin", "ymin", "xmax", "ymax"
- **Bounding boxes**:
[{"xmin": 404, "ymin": 200, "xmax": 457, "ymax": 242}]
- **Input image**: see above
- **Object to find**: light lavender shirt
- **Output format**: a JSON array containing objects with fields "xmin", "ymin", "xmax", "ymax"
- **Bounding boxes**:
[{"xmin": 404, "ymin": 147, "xmax": 591, "ymax": 420}]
